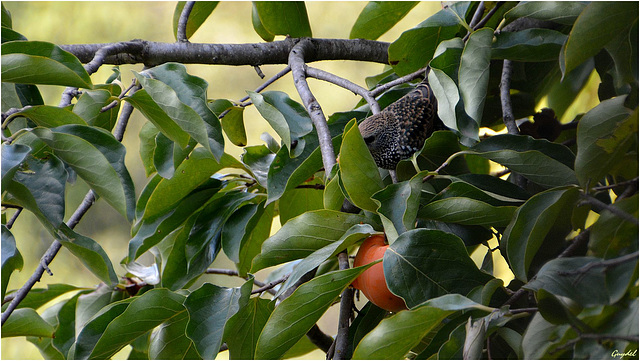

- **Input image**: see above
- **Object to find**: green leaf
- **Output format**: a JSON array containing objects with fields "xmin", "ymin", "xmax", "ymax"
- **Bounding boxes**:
[
  {"xmin": 589, "ymin": 195, "xmax": 638, "ymax": 258},
  {"xmin": 458, "ymin": 28, "xmax": 493, "ymax": 133},
  {"xmin": 1, "ymin": 143, "xmax": 30, "ymax": 189},
  {"xmin": 388, "ymin": 4, "xmax": 464, "ymax": 75},
  {"xmin": 223, "ymin": 297, "xmax": 274, "ymax": 360},
  {"xmin": 210, "ymin": 99, "xmax": 247, "ymax": 146},
  {"xmin": 172, "ymin": 1, "xmax": 219, "ymax": 40},
  {"xmin": 339, "ymin": 119, "xmax": 384, "ymax": 212},
  {"xmin": 276, "ymin": 223, "xmax": 375, "ymax": 298},
  {"xmin": 1, "ymin": 226, "xmax": 23, "ymax": 300},
  {"xmin": 32, "ymin": 126, "xmax": 135, "ymax": 221},
  {"xmin": 1, "ymin": 3, "xmax": 12, "ymax": 28},
  {"xmin": 385, "ymin": 230, "xmax": 494, "ymax": 308},
  {"xmin": 521, "ymin": 313, "xmax": 570, "ymax": 359},
  {"xmin": 138, "ymin": 122, "xmax": 159, "ymax": 176},
  {"xmin": 1, "ymin": 308, "xmax": 54, "ymax": 338},
  {"xmin": 126, "ymin": 89, "xmax": 191, "ymax": 149},
  {"xmin": 148, "ymin": 310, "xmax": 195, "ymax": 360},
  {"xmin": 505, "ymin": 1, "xmax": 586, "ymax": 25},
  {"xmin": 503, "ymin": 187, "xmax": 579, "ymax": 282},
  {"xmin": 253, "ymin": 2, "xmax": 312, "ymax": 38},
  {"xmin": 279, "ymin": 182, "xmax": 324, "ymax": 226},
  {"xmin": 1, "ymin": 41, "xmax": 92, "ymax": 88},
  {"xmin": 52, "ymin": 293, "xmax": 84, "ymax": 357},
  {"xmin": 73, "ymin": 89, "xmax": 120, "ymax": 131},
  {"xmin": 7, "ymin": 283, "xmax": 85, "ymax": 311},
  {"xmin": 9, "ymin": 105, "xmax": 87, "ymax": 127},
  {"xmin": 492, "ymin": 29, "xmax": 567, "ymax": 62},
  {"xmin": 419, "ymin": 197, "xmax": 517, "ymax": 227},
  {"xmin": 255, "ymin": 266, "xmax": 370, "ymax": 360},
  {"xmin": 251, "ymin": 209, "xmax": 373, "ymax": 272},
  {"xmin": 143, "ymin": 148, "xmax": 242, "ymax": 221},
  {"xmin": 575, "ymin": 96, "xmax": 635, "ymax": 188},
  {"xmin": 152, "ymin": 132, "xmax": 176, "ymax": 178},
  {"xmin": 76, "ymin": 288, "xmax": 186, "ymax": 360},
  {"xmin": 562, "ymin": 2, "xmax": 638, "ymax": 76},
  {"xmin": 352, "ymin": 294, "xmax": 493, "ymax": 359},
  {"xmin": 10, "ymin": 154, "xmax": 67, "ymax": 229},
  {"xmin": 525, "ymin": 255, "xmax": 638, "ymax": 307},
  {"xmin": 237, "ymin": 202, "xmax": 275, "ymax": 276},
  {"xmin": 57, "ymin": 225, "xmax": 119, "ymax": 286},
  {"xmin": 372, "ymin": 174, "xmax": 422, "ymax": 242},
  {"xmin": 251, "ymin": 2, "xmax": 275, "ymax": 41},
  {"xmin": 221, "ymin": 203, "xmax": 261, "ymax": 263},
  {"xmin": 185, "ymin": 280, "xmax": 252, "ymax": 359},
  {"xmin": 139, "ymin": 63, "xmax": 225, "ymax": 160},
  {"xmin": 350, "ymin": 2, "xmax": 418, "ymax": 40},
  {"xmin": 427, "ymin": 38, "xmax": 463, "ymax": 130},
  {"xmin": 466, "ymin": 134, "xmax": 578, "ymax": 188},
  {"xmin": 396, "ymin": 131, "xmax": 468, "ymax": 180}
]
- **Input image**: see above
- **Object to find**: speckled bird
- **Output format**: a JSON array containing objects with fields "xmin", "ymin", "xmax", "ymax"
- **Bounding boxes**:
[{"xmin": 359, "ymin": 80, "xmax": 445, "ymax": 169}]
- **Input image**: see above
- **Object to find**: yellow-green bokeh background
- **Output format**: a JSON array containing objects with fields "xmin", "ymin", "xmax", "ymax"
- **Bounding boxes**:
[{"xmin": 1, "ymin": 2, "xmax": 599, "ymax": 359}]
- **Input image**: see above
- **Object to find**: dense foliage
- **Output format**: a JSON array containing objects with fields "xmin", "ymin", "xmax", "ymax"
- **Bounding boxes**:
[{"xmin": 1, "ymin": 1, "xmax": 638, "ymax": 359}]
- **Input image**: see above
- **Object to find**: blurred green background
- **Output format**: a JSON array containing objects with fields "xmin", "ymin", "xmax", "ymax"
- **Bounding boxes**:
[{"xmin": 2, "ymin": 1, "xmax": 600, "ymax": 359}]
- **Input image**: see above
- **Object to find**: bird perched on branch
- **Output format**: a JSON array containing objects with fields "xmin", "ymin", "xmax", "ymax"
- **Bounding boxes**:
[{"xmin": 359, "ymin": 79, "xmax": 445, "ymax": 170}]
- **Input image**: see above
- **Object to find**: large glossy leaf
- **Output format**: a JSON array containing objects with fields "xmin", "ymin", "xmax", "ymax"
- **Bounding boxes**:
[
  {"xmin": 504, "ymin": 1, "xmax": 586, "ymax": 25},
  {"xmin": 352, "ymin": 294, "xmax": 493, "ymax": 359},
  {"xmin": 1, "ymin": 143, "xmax": 30, "ymax": 189},
  {"xmin": 396, "ymin": 131, "xmax": 468, "ymax": 181},
  {"xmin": 5, "ymin": 283, "xmax": 84, "ymax": 311},
  {"xmin": 276, "ymin": 223, "xmax": 375, "ymax": 297},
  {"xmin": 465, "ymin": 134, "xmax": 578, "ymax": 188},
  {"xmin": 388, "ymin": 3, "xmax": 466, "ymax": 75},
  {"xmin": 253, "ymin": 2, "xmax": 312, "ymax": 38},
  {"xmin": 251, "ymin": 209, "xmax": 373, "ymax": 272},
  {"xmin": 223, "ymin": 297, "xmax": 274, "ymax": 360},
  {"xmin": 148, "ymin": 310, "xmax": 196, "ymax": 360},
  {"xmin": 589, "ymin": 195, "xmax": 638, "ymax": 259},
  {"xmin": 138, "ymin": 122, "xmax": 159, "ymax": 176},
  {"xmin": 1, "ymin": 41, "xmax": 92, "ymax": 88},
  {"xmin": 525, "ymin": 255, "xmax": 638, "ymax": 307},
  {"xmin": 427, "ymin": 38, "xmax": 463, "ymax": 131},
  {"xmin": 385, "ymin": 229, "xmax": 494, "ymax": 308},
  {"xmin": 76, "ymin": 288, "xmax": 186, "ymax": 360},
  {"xmin": 52, "ymin": 293, "xmax": 84, "ymax": 357},
  {"xmin": 9, "ymin": 105, "xmax": 87, "ymax": 128},
  {"xmin": 139, "ymin": 63, "xmax": 224, "ymax": 160},
  {"xmin": 9, "ymin": 154, "xmax": 67, "ymax": 227},
  {"xmin": 209, "ymin": 99, "xmax": 247, "ymax": 147},
  {"xmin": 32, "ymin": 126, "xmax": 135, "ymax": 221},
  {"xmin": 237, "ymin": 202, "xmax": 275, "ymax": 276},
  {"xmin": 241, "ymin": 144, "xmax": 274, "ymax": 187},
  {"xmin": 1, "ymin": 308, "xmax": 54, "ymax": 338},
  {"xmin": 562, "ymin": 2, "xmax": 638, "ymax": 76},
  {"xmin": 172, "ymin": 1, "xmax": 219, "ymax": 40},
  {"xmin": 458, "ymin": 28, "xmax": 493, "ymax": 135},
  {"xmin": 1, "ymin": 226, "xmax": 22, "ymax": 300},
  {"xmin": 142, "ymin": 148, "xmax": 242, "ymax": 221},
  {"xmin": 372, "ymin": 174, "xmax": 422, "ymax": 243},
  {"xmin": 251, "ymin": 2, "xmax": 274, "ymax": 42},
  {"xmin": 185, "ymin": 280, "xmax": 252, "ymax": 359},
  {"xmin": 349, "ymin": 2, "xmax": 418, "ymax": 40},
  {"xmin": 575, "ymin": 96, "xmax": 635, "ymax": 189},
  {"xmin": 57, "ymin": 225, "xmax": 119, "ymax": 286},
  {"xmin": 418, "ymin": 197, "xmax": 517, "ymax": 227},
  {"xmin": 339, "ymin": 119, "xmax": 384, "ymax": 212},
  {"xmin": 255, "ymin": 266, "xmax": 370, "ymax": 360},
  {"xmin": 503, "ymin": 187, "xmax": 579, "ymax": 281},
  {"xmin": 492, "ymin": 29, "xmax": 567, "ymax": 62},
  {"xmin": 278, "ymin": 183, "xmax": 324, "ymax": 226}
]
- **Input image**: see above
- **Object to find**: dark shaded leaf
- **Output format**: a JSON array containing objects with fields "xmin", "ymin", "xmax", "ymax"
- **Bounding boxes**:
[
  {"xmin": 1, "ymin": 226, "xmax": 23, "ymax": 300},
  {"xmin": 350, "ymin": 2, "xmax": 418, "ymax": 40}
]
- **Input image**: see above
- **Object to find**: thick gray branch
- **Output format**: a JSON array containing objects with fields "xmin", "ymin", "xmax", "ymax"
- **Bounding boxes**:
[{"xmin": 60, "ymin": 38, "xmax": 389, "ymax": 67}]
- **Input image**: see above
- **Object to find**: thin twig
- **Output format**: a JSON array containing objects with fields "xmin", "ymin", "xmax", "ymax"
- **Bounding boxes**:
[
  {"xmin": 251, "ymin": 275, "xmax": 288, "ymax": 295},
  {"xmin": 370, "ymin": 67, "xmax": 427, "ymax": 97},
  {"xmin": 509, "ymin": 307, "xmax": 538, "ymax": 314},
  {"xmin": 332, "ymin": 252, "xmax": 353, "ymax": 359},
  {"xmin": 218, "ymin": 66, "xmax": 292, "ymax": 119},
  {"xmin": 558, "ymin": 229, "xmax": 591, "ymax": 258},
  {"xmin": 1, "ymin": 106, "xmax": 32, "ymax": 130},
  {"xmin": 551, "ymin": 333, "xmax": 639, "ymax": 354},
  {"xmin": 592, "ymin": 177, "xmax": 639, "ymax": 192},
  {"xmin": 558, "ymin": 251, "xmax": 639, "ymax": 277},
  {"xmin": 5, "ymin": 208, "xmax": 22, "ymax": 229},
  {"xmin": 581, "ymin": 194, "xmax": 638, "ymax": 225},
  {"xmin": 307, "ymin": 324, "xmax": 334, "ymax": 353},
  {"xmin": 296, "ymin": 184, "xmax": 325, "ymax": 190},
  {"xmin": 463, "ymin": 1, "xmax": 505, "ymax": 41},
  {"xmin": 500, "ymin": 60, "xmax": 518, "ymax": 135},
  {"xmin": 100, "ymin": 78, "xmax": 138, "ymax": 113},
  {"xmin": 253, "ymin": 65, "xmax": 265, "ymax": 79},
  {"xmin": 468, "ymin": 2, "xmax": 486, "ymax": 29},
  {"xmin": 288, "ymin": 40, "xmax": 336, "ymax": 176},
  {"xmin": 305, "ymin": 66, "xmax": 380, "ymax": 114},
  {"xmin": 176, "ymin": 1, "xmax": 195, "ymax": 43}
]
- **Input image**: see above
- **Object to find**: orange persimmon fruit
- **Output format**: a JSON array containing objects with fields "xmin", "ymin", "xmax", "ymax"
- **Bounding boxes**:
[{"xmin": 352, "ymin": 234, "xmax": 407, "ymax": 312}]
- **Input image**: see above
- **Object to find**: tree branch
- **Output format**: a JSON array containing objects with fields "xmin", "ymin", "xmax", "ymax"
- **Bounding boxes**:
[
  {"xmin": 500, "ymin": 60, "xmax": 518, "ymax": 135},
  {"xmin": 305, "ymin": 66, "xmax": 380, "ymax": 114},
  {"xmin": 251, "ymin": 275, "xmax": 288, "ymax": 295},
  {"xmin": 332, "ymin": 251, "xmax": 353, "ymax": 359},
  {"xmin": 558, "ymin": 251, "xmax": 639, "ymax": 277},
  {"xmin": 60, "ymin": 38, "xmax": 390, "ymax": 67},
  {"xmin": 581, "ymin": 194, "xmax": 638, "ymax": 225},
  {"xmin": 5, "ymin": 208, "xmax": 22, "ymax": 229},
  {"xmin": 288, "ymin": 39, "xmax": 336, "ymax": 175},
  {"xmin": 370, "ymin": 66, "xmax": 427, "ymax": 97},
  {"xmin": 176, "ymin": 1, "xmax": 195, "ymax": 43}
]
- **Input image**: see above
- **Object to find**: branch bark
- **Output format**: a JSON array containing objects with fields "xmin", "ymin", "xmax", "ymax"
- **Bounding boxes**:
[
  {"xmin": 60, "ymin": 38, "xmax": 389, "ymax": 67},
  {"xmin": 306, "ymin": 66, "xmax": 380, "ymax": 114},
  {"xmin": 176, "ymin": 1, "xmax": 195, "ymax": 43}
]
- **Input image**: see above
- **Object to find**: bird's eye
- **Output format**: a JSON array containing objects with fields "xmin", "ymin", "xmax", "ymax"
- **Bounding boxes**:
[{"xmin": 363, "ymin": 135, "xmax": 375, "ymax": 144}]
